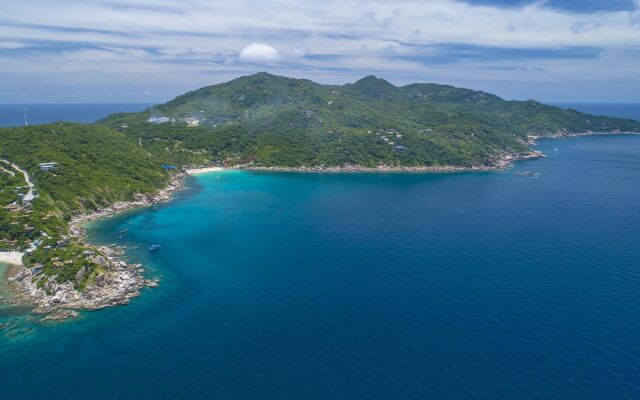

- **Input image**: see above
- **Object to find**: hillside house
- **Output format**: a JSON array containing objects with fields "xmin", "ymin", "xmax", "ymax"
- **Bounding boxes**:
[{"xmin": 39, "ymin": 162, "xmax": 58, "ymax": 171}]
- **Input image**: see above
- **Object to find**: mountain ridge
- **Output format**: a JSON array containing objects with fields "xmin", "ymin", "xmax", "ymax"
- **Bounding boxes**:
[
  {"xmin": 2, "ymin": 73, "xmax": 639, "ymax": 306},
  {"xmin": 100, "ymin": 72, "xmax": 640, "ymax": 168}
]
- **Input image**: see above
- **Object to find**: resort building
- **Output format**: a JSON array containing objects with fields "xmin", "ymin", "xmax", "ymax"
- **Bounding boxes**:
[
  {"xmin": 39, "ymin": 162, "xmax": 58, "ymax": 171},
  {"xmin": 148, "ymin": 116, "xmax": 171, "ymax": 124}
]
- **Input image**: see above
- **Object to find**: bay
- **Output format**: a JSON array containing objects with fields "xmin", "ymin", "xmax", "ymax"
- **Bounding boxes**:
[{"xmin": 1, "ymin": 134, "xmax": 639, "ymax": 399}]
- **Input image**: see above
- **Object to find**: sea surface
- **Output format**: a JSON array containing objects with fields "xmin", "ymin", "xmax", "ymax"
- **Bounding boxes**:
[
  {"xmin": 0, "ymin": 103, "xmax": 153, "ymax": 127},
  {"xmin": 553, "ymin": 103, "xmax": 640, "ymax": 121},
  {"xmin": 1, "ymin": 104, "xmax": 640, "ymax": 399},
  {"xmin": 1, "ymin": 134, "xmax": 639, "ymax": 399}
]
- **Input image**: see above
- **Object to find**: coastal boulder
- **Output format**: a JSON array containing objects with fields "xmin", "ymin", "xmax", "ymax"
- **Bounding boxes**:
[
  {"xmin": 75, "ymin": 265, "xmax": 90, "ymax": 283},
  {"xmin": 30, "ymin": 264, "xmax": 44, "ymax": 275},
  {"xmin": 14, "ymin": 269, "xmax": 30, "ymax": 282},
  {"xmin": 92, "ymin": 255, "xmax": 109, "ymax": 268},
  {"xmin": 44, "ymin": 280, "xmax": 59, "ymax": 295},
  {"xmin": 95, "ymin": 274, "xmax": 106, "ymax": 287},
  {"xmin": 42, "ymin": 310, "xmax": 79, "ymax": 321}
]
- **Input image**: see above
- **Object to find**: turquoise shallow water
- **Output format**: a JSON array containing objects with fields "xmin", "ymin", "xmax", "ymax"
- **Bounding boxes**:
[{"xmin": 1, "ymin": 135, "xmax": 640, "ymax": 399}]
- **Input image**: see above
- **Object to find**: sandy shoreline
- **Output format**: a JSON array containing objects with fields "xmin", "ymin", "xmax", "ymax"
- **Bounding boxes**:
[
  {"xmin": 0, "ymin": 252, "xmax": 24, "ymax": 266},
  {"xmin": 186, "ymin": 166, "xmax": 227, "ymax": 175}
]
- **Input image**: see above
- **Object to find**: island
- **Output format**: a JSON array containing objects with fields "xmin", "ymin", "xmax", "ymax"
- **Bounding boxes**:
[{"xmin": 2, "ymin": 73, "xmax": 639, "ymax": 320}]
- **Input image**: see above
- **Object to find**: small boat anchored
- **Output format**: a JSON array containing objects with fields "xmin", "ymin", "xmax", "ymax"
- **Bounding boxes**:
[
  {"xmin": 149, "ymin": 244, "xmax": 161, "ymax": 252},
  {"xmin": 515, "ymin": 170, "xmax": 540, "ymax": 178}
]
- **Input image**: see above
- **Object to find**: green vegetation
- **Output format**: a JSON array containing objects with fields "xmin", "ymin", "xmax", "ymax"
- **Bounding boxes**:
[
  {"xmin": 24, "ymin": 239, "xmax": 104, "ymax": 290},
  {"xmin": 0, "ymin": 123, "xmax": 168, "ymax": 215},
  {"xmin": 0, "ymin": 123, "xmax": 171, "ymax": 283},
  {"xmin": 101, "ymin": 73, "xmax": 640, "ymax": 168},
  {"xmin": 2, "ymin": 73, "xmax": 640, "ymax": 288}
]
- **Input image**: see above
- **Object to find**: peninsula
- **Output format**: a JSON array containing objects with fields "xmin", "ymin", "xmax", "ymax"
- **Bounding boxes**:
[{"xmin": 2, "ymin": 73, "xmax": 639, "ymax": 319}]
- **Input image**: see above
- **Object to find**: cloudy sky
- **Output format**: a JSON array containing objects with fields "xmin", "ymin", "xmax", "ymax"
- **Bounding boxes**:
[{"xmin": 1, "ymin": 0, "xmax": 639, "ymax": 103}]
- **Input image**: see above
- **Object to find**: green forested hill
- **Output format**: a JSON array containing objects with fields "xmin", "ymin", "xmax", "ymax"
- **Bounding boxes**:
[
  {"xmin": 0, "ymin": 123, "xmax": 169, "ymax": 251},
  {"xmin": 3, "ymin": 73, "xmax": 639, "ymax": 250},
  {"xmin": 0, "ymin": 123, "xmax": 167, "ymax": 214},
  {"xmin": 0, "ymin": 123, "xmax": 172, "ymax": 287},
  {"xmin": 2, "ymin": 74, "xmax": 639, "ymax": 287},
  {"xmin": 100, "ymin": 73, "xmax": 640, "ymax": 168}
]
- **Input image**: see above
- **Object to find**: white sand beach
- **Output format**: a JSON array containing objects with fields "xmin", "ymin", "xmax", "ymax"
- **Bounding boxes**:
[
  {"xmin": 0, "ymin": 251, "xmax": 24, "ymax": 266},
  {"xmin": 186, "ymin": 167, "xmax": 226, "ymax": 175}
]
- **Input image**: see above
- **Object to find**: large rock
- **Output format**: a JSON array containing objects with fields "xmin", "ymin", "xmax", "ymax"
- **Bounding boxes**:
[
  {"xmin": 30, "ymin": 264, "xmax": 44, "ymax": 275},
  {"xmin": 42, "ymin": 310, "xmax": 79, "ymax": 321},
  {"xmin": 75, "ymin": 265, "xmax": 90, "ymax": 283},
  {"xmin": 14, "ymin": 269, "xmax": 30, "ymax": 282},
  {"xmin": 95, "ymin": 274, "xmax": 106, "ymax": 287},
  {"xmin": 44, "ymin": 280, "xmax": 59, "ymax": 294},
  {"xmin": 92, "ymin": 255, "xmax": 109, "ymax": 268}
]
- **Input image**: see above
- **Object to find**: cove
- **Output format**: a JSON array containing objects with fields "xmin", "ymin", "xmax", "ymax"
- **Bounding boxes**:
[{"xmin": 1, "ymin": 135, "xmax": 639, "ymax": 399}]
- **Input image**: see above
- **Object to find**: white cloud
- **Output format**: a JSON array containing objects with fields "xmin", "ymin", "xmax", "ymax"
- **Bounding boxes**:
[
  {"xmin": 3, "ymin": 1, "xmax": 640, "ymax": 50},
  {"xmin": 238, "ymin": 43, "xmax": 281, "ymax": 63},
  {"xmin": 1, "ymin": 0, "xmax": 640, "ymax": 102},
  {"xmin": 0, "ymin": 41, "xmax": 27, "ymax": 49}
]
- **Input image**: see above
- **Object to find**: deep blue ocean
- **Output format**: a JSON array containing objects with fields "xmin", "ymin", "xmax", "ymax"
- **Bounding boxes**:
[
  {"xmin": 553, "ymin": 103, "xmax": 640, "ymax": 121},
  {"xmin": 0, "ymin": 103, "xmax": 153, "ymax": 127},
  {"xmin": 1, "ymin": 104, "xmax": 640, "ymax": 399}
]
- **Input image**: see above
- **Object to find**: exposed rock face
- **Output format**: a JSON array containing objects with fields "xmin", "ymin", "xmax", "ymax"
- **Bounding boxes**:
[
  {"xmin": 11, "ymin": 251, "xmax": 158, "ymax": 313},
  {"xmin": 6, "ymin": 173, "xmax": 184, "ymax": 319},
  {"xmin": 95, "ymin": 274, "xmax": 106, "ymax": 287},
  {"xmin": 92, "ymin": 255, "xmax": 109, "ymax": 268},
  {"xmin": 42, "ymin": 309, "xmax": 79, "ymax": 321},
  {"xmin": 75, "ymin": 265, "xmax": 89, "ymax": 283}
]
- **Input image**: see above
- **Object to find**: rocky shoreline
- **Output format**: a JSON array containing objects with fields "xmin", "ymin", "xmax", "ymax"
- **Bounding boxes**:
[
  {"xmin": 4, "ymin": 131, "xmax": 637, "ymax": 322},
  {"xmin": 239, "ymin": 131, "xmax": 640, "ymax": 174},
  {"xmin": 526, "ymin": 129, "xmax": 640, "ymax": 145},
  {"xmin": 7, "ymin": 172, "xmax": 185, "ymax": 320},
  {"xmin": 7, "ymin": 153, "xmax": 540, "ymax": 321},
  {"xmin": 9, "ymin": 245, "xmax": 157, "ymax": 320},
  {"xmin": 1, "ymin": 136, "xmax": 599, "ymax": 320},
  {"xmin": 68, "ymin": 172, "xmax": 185, "ymax": 236},
  {"xmin": 240, "ymin": 150, "xmax": 544, "ymax": 173}
]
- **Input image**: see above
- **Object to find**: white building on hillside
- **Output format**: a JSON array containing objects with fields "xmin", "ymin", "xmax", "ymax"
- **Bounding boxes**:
[{"xmin": 39, "ymin": 162, "xmax": 58, "ymax": 171}]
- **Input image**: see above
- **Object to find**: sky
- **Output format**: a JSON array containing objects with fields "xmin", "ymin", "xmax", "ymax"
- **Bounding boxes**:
[{"xmin": 1, "ymin": 0, "xmax": 639, "ymax": 103}]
